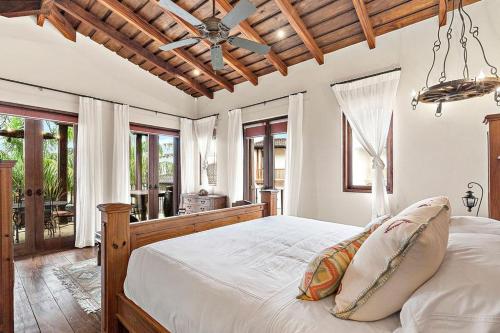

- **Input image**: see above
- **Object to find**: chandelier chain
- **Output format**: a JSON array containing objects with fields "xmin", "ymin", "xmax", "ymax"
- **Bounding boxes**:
[
  {"xmin": 460, "ymin": 0, "xmax": 498, "ymax": 77},
  {"xmin": 458, "ymin": 0, "xmax": 470, "ymax": 79}
]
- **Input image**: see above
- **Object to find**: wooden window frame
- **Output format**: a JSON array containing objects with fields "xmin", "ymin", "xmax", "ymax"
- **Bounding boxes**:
[{"xmin": 342, "ymin": 114, "xmax": 393, "ymax": 194}]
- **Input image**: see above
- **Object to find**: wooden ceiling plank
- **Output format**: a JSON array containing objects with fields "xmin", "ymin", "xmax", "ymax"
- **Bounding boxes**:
[
  {"xmin": 439, "ymin": 0, "xmax": 447, "ymax": 26},
  {"xmin": 158, "ymin": 6, "xmax": 259, "ymax": 86},
  {"xmin": 0, "ymin": 0, "xmax": 43, "ymax": 18},
  {"xmin": 96, "ymin": 0, "xmax": 234, "ymax": 92},
  {"xmin": 54, "ymin": 0, "xmax": 213, "ymax": 99},
  {"xmin": 216, "ymin": 0, "xmax": 288, "ymax": 76},
  {"xmin": 352, "ymin": 0, "xmax": 375, "ymax": 49},
  {"xmin": 274, "ymin": 0, "xmax": 324, "ymax": 65}
]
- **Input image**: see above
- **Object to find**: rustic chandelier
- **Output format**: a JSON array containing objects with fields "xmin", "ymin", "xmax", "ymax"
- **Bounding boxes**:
[{"xmin": 411, "ymin": 0, "xmax": 500, "ymax": 117}]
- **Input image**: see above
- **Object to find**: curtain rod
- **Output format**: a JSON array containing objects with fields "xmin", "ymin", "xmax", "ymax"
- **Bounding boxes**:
[
  {"xmin": 235, "ymin": 90, "xmax": 307, "ymax": 111},
  {"xmin": 330, "ymin": 68, "xmax": 402, "ymax": 87},
  {"xmin": 0, "ymin": 76, "xmax": 218, "ymax": 121}
]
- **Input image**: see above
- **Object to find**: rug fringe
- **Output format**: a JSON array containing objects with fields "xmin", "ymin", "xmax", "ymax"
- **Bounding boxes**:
[{"xmin": 53, "ymin": 264, "xmax": 101, "ymax": 314}]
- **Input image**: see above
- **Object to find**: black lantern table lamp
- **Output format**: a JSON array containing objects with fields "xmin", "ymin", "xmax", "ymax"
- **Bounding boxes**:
[{"xmin": 462, "ymin": 182, "xmax": 483, "ymax": 217}]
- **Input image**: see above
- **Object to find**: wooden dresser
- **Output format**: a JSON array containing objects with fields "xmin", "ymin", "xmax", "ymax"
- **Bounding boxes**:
[
  {"xmin": 180, "ymin": 194, "xmax": 227, "ymax": 214},
  {"xmin": 485, "ymin": 114, "xmax": 500, "ymax": 220}
]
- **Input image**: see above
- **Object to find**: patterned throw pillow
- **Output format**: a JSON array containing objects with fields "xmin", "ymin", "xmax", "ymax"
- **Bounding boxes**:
[
  {"xmin": 297, "ymin": 215, "xmax": 391, "ymax": 301},
  {"xmin": 331, "ymin": 196, "xmax": 451, "ymax": 321}
]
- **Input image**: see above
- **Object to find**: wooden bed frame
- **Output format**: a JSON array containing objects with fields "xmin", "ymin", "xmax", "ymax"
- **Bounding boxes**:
[
  {"xmin": 0, "ymin": 161, "xmax": 15, "ymax": 333},
  {"xmin": 98, "ymin": 189, "xmax": 279, "ymax": 333}
]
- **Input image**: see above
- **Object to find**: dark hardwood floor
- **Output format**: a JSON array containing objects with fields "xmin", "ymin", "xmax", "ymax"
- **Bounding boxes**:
[{"xmin": 14, "ymin": 247, "xmax": 101, "ymax": 333}]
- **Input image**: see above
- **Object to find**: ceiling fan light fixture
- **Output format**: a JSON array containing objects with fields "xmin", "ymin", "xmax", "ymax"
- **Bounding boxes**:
[
  {"xmin": 411, "ymin": 0, "xmax": 500, "ymax": 117},
  {"xmin": 277, "ymin": 28, "xmax": 286, "ymax": 39},
  {"xmin": 193, "ymin": 69, "xmax": 201, "ymax": 76}
]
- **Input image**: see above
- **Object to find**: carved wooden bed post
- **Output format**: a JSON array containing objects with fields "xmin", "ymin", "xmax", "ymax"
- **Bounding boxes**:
[
  {"xmin": 0, "ymin": 161, "xmax": 15, "ymax": 333},
  {"xmin": 98, "ymin": 203, "xmax": 132, "ymax": 333},
  {"xmin": 260, "ymin": 189, "xmax": 279, "ymax": 216}
]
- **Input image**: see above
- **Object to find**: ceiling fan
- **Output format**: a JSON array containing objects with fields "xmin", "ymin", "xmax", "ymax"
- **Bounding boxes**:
[{"xmin": 158, "ymin": 0, "xmax": 271, "ymax": 71}]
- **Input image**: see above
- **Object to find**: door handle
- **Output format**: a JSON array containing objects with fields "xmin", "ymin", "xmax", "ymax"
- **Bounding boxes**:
[
  {"xmin": 35, "ymin": 189, "xmax": 43, "ymax": 196},
  {"xmin": 154, "ymin": 184, "xmax": 159, "ymax": 190},
  {"xmin": 149, "ymin": 184, "xmax": 153, "ymax": 190},
  {"xmin": 26, "ymin": 189, "xmax": 33, "ymax": 197}
]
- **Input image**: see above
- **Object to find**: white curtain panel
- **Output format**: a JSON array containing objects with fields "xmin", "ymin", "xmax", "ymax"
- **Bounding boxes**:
[
  {"xmin": 75, "ymin": 97, "xmax": 104, "ymax": 248},
  {"xmin": 227, "ymin": 109, "xmax": 243, "ymax": 205},
  {"xmin": 194, "ymin": 116, "xmax": 217, "ymax": 189},
  {"xmin": 284, "ymin": 93, "xmax": 304, "ymax": 216},
  {"xmin": 180, "ymin": 118, "xmax": 196, "ymax": 194},
  {"xmin": 332, "ymin": 70, "xmax": 400, "ymax": 218},
  {"xmin": 111, "ymin": 104, "xmax": 130, "ymax": 203}
]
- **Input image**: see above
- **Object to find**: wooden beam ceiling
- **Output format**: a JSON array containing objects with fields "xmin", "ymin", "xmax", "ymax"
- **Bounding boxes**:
[
  {"xmin": 216, "ymin": 0, "xmax": 288, "ymax": 76},
  {"xmin": 439, "ymin": 0, "xmax": 448, "ymax": 26},
  {"xmin": 274, "ymin": 0, "xmax": 324, "ymax": 65},
  {"xmin": 0, "ymin": 0, "xmax": 44, "ymax": 18},
  {"xmin": 352, "ymin": 0, "xmax": 375, "ymax": 49},
  {"xmin": 54, "ymin": 0, "xmax": 213, "ymax": 99},
  {"xmin": 96, "ymin": 0, "xmax": 233, "ymax": 93},
  {"xmin": 155, "ymin": 5, "xmax": 259, "ymax": 86}
]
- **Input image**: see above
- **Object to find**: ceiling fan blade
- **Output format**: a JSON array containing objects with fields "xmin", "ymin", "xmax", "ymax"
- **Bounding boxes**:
[
  {"xmin": 220, "ymin": 0, "xmax": 256, "ymax": 30},
  {"xmin": 228, "ymin": 36, "xmax": 270, "ymax": 55},
  {"xmin": 211, "ymin": 45, "xmax": 225, "ymax": 71},
  {"xmin": 158, "ymin": 0, "xmax": 205, "ymax": 28},
  {"xmin": 159, "ymin": 38, "xmax": 201, "ymax": 52}
]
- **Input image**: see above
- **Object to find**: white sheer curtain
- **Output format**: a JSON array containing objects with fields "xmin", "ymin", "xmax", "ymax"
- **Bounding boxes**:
[
  {"xmin": 111, "ymin": 104, "xmax": 130, "ymax": 203},
  {"xmin": 194, "ymin": 116, "xmax": 217, "ymax": 189},
  {"xmin": 75, "ymin": 97, "xmax": 103, "ymax": 248},
  {"xmin": 227, "ymin": 109, "xmax": 243, "ymax": 205},
  {"xmin": 332, "ymin": 70, "xmax": 400, "ymax": 218},
  {"xmin": 180, "ymin": 118, "xmax": 196, "ymax": 194},
  {"xmin": 284, "ymin": 93, "xmax": 304, "ymax": 216}
]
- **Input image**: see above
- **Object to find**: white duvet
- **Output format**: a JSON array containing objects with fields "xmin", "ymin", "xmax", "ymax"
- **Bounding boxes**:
[{"xmin": 124, "ymin": 216, "xmax": 401, "ymax": 333}]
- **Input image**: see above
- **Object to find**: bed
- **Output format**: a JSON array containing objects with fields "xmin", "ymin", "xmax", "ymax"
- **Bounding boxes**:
[
  {"xmin": 124, "ymin": 215, "xmax": 401, "ymax": 333},
  {"xmin": 99, "ymin": 191, "xmax": 500, "ymax": 333}
]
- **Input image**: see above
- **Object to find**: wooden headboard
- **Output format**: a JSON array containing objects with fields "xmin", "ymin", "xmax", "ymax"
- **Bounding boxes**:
[
  {"xmin": 98, "ymin": 189, "xmax": 278, "ymax": 333},
  {"xmin": 0, "ymin": 161, "xmax": 15, "ymax": 333}
]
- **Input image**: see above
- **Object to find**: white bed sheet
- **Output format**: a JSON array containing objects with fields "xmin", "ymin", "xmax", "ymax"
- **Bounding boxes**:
[{"xmin": 124, "ymin": 215, "xmax": 401, "ymax": 333}]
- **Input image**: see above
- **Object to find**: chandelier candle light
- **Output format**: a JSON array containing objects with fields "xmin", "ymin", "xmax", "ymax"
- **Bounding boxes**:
[{"xmin": 411, "ymin": 0, "xmax": 500, "ymax": 117}]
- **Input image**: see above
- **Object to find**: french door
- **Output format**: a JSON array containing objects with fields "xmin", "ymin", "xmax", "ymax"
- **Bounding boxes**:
[
  {"xmin": 129, "ymin": 125, "xmax": 180, "ymax": 221},
  {"xmin": 0, "ymin": 105, "xmax": 77, "ymax": 256},
  {"xmin": 243, "ymin": 117, "xmax": 287, "ymax": 215}
]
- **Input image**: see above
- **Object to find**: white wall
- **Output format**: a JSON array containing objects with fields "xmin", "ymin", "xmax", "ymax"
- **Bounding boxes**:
[
  {"xmin": 0, "ymin": 15, "xmax": 198, "ymax": 202},
  {"xmin": 196, "ymin": 0, "xmax": 500, "ymax": 226}
]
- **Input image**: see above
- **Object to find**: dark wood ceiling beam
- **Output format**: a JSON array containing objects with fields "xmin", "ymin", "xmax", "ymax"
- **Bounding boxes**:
[
  {"xmin": 96, "ymin": 0, "xmax": 233, "ymax": 93},
  {"xmin": 54, "ymin": 0, "xmax": 213, "ymax": 99},
  {"xmin": 216, "ymin": 0, "xmax": 288, "ymax": 76},
  {"xmin": 0, "ymin": 0, "xmax": 45, "ymax": 18},
  {"xmin": 439, "ymin": 0, "xmax": 447, "ymax": 26},
  {"xmin": 274, "ymin": 0, "xmax": 324, "ymax": 65},
  {"xmin": 160, "ymin": 8, "xmax": 259, "ymax": 86},
  {"xmin": 46, "ymin": 7, "xmax": 77, "ymax": 41},
  {"xmin": 352, "ymin": 0, "xmax": 375, "ymax": 49}
]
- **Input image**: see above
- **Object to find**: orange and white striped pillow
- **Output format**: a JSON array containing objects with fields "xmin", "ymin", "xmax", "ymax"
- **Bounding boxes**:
[{"xmin": 297, "ymin": 215, "xmax": 390, "ymax": 301}]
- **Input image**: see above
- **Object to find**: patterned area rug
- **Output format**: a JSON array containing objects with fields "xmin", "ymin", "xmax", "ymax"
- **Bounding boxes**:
[{"xmin": 53, "ymin": 258, "xmax": 101, "ymax": 314}]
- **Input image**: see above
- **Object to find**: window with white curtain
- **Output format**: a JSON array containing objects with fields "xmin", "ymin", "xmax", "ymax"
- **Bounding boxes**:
[{"xmin": 343, "ymin": 114, "xmax": 393, "ymax": 193}]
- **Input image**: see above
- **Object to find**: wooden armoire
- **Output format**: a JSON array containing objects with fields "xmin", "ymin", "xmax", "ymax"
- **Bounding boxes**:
[{"xmin": 485, "ymin": 114, "xmax": 500, "ymax": 220}]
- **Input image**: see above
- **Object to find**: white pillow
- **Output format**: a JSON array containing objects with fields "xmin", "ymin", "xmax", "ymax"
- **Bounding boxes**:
[
  {"xmin": 400, "ymin": 232, "xmax": 500, "ymax": 333},
  {"xmin": 450, "ymin": 216, "xmax": 500, "ymax": 235},
  {"xmin": 331, "ymin": 197, "xmax": 450, "ymax": 321}
]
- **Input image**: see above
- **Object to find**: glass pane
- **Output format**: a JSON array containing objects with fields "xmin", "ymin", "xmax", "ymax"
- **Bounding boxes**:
[
  {"xmin": 273, "ymin": 133, "xmax": 286, "ymax": 215},
  {"xmin": 130, "ymin": 133, "xmax": 149, "ymax": 221},
  {"xmin": 42, "ymin": 121, "xmax": 76, "ymax": 240},
  {"xmin": 249, "ymin": 136, "xmax": 265, "ymax": 203},
  {"xmin": 351, "ymin": 134, "xmax": 388, "ymax": 187},
  {"xmin": 159, "ymin": 135, "xmax": 175, "ymax": 218},
  {"xmin": 0, "ymin": 115, "xmax": 26, "ymax": 244}
]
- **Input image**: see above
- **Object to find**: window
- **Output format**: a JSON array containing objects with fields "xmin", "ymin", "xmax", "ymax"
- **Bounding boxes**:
[
  {"xmin": 342, "ymin": 114, "xmax": 393, "ymax": 193},
  {"xmin": 200, "ymin": 130, "xmax": 217, "ymax": 186},
  {"xmin": 243, "ymin": 117, "xmax": 287, "ymax": 214},
  {"xmin": 129, "ymin": 124, "xmax": 180, "ymax": 220}
]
